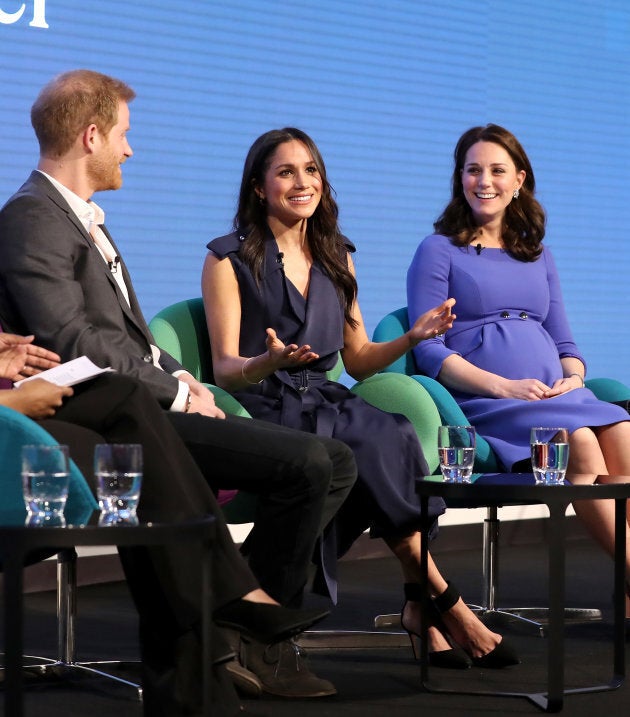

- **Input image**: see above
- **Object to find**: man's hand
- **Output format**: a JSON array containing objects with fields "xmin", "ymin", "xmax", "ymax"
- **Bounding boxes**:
[
  {"xmin": 178, "ymin": 374, "xmax": 226, "ymax": 419},
  {"xmin": 0, "ymin": 333, "xmax": 61, "ymax": 381},
  {"xmin": 2, "ymin": 379, "xmax": 73, "ymax": 418}
]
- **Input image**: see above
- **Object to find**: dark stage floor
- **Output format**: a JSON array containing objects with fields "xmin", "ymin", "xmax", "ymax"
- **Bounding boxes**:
[{"xmin": 1, "ymin": 533, "xmax": 629, "ymax": 716}]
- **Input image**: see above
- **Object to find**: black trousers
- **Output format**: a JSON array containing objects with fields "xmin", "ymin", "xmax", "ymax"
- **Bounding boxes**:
[
  {"xmin": 40, "ymin": 373, "xmax": 355, "ymax": 716},
  {"xmin": 167, "ymin": 410, "xmax": 356, "ymax": 606}
]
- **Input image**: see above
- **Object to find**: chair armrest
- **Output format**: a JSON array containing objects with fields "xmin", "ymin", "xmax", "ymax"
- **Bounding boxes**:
[
  {"xmin": 585, "ymin": 377, "xmax": 630, "ymax": 403},
  {"xmin": 0, "ymin": 406, "xmax": 97, "ymax": 520},
  {"xmin": 349, "ymin": 372, "xmax": 442, "ymax": 475},
  {"xmin": 410, "ymin": 375, "xmax": 500, "ymax": 472},
  {"xmin": 205, "ymin": 384, "xmax": 252, "ymax": 418}
]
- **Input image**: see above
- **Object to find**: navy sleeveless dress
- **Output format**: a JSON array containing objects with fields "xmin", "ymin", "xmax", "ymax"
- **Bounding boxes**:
[{"xmin": 207, "ymin": 230, "xmax": 445, "ymax": 580}]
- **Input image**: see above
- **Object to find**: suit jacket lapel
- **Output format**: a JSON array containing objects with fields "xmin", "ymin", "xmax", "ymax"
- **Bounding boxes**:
[
  {"xmin": 30, "ymin": 172, "xmax": 153, "ymax": 345},
  {"xmin": 99, "ymin": 225, "xmax": 154, "ymax": 343}
]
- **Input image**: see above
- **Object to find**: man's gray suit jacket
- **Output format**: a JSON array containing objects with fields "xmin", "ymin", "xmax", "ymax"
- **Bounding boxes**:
[{"xmin": 0, "ymin": 171, "xmax": 183, "ymax": 407}]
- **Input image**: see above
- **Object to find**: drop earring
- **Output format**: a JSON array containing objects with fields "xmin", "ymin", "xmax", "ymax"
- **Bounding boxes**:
[{"xmin": 513, "ymin": 188, "xmax": 520, "ymax": 199}]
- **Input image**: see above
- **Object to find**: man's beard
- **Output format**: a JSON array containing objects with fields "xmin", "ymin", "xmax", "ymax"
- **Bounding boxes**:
[{"xmin": 87, "ymin": 148, "xmax": 122, "ymax": 192}]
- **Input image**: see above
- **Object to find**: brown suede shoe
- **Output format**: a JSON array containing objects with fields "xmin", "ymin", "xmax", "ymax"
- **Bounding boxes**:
[
  {"xmin": 237, "ymin": 636, "xmax": 336, "ymax": 698},
  {"xmin": 225, "ymin": 658, "xmax": 263, "ymax": 698}
]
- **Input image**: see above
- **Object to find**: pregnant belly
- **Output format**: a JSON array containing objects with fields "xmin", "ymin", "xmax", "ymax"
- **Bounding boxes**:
[{"xmin": 459, "ymin": 321, "xmax": 563, "ymax": 384}]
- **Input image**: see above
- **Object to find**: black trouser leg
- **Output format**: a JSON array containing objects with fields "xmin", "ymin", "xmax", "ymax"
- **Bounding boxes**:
[{"xmin": 167, "ymin": 412, "xmax": 355, "ymax": 606}]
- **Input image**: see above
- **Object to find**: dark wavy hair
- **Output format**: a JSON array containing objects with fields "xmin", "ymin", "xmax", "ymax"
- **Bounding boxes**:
[
  {"xmin": 234, "ymin": 127, "xmax": 357, "ymax": 326},
  {"xmin": 434, "ymin": 124, "xmax": 546, "ymax": 261}
]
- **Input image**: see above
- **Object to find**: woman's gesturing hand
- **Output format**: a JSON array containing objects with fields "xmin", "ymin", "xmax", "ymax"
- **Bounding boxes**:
[
  {"xmin": 408, "ymin": 298, "xmax": 456, "ymax": 346},
  {"xmin": 265, "ymin": 328, "xmax": 320, "ymax": 369}
]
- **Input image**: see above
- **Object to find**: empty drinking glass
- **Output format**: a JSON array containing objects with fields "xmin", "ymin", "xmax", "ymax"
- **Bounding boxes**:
[
  {"xmin": 530, "ymin": 427, "xmax": 569, "ymax": 484},
  {"xmin": 438, "ymin": 425, "xmax": 476, "ymax": 483},
  {"xmin": 94, "ymin": 444, "xmax": 143, "ymax": 525},
  {"xmin": 22, "ymin": 444, "xmax": 70, "ymax": 525}
]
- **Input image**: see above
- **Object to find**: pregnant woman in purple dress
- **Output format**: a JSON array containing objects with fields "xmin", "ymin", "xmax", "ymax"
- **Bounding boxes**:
[
  {"xmin": 407, "ymin": 123, "xmax": 630, "ymax": 628},
  {"xmin": 202, "ymin": 127, "xmax": 519, "ymax": 671}
]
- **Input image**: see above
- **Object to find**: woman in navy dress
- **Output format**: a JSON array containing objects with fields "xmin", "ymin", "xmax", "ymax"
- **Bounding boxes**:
[
  {"xmin": 407, "ymin": 123, "xmax": 630, "ymax": 623},
  {"xmin": 203, "ymin": 128, "xmax": 518, "ymax": 670}
]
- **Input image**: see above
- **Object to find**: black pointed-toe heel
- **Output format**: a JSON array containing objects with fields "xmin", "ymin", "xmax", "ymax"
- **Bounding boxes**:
[
  {"xmin": 401, "ymin": 583, "xmax": 471, "ymax": 670},
  {"xmin": 433, "ymin": 581, "xmax": 520, "ymax": 669},
  {"xmin": 470, "ymin": 639, "xmax": 520, "ymax": 668}
]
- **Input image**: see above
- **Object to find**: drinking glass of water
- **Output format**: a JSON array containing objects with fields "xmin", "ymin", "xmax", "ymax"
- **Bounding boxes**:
[
  {"xmin": 94, "ymin": 444, "xmax": 143, "ymax": 525},
  {"xmin": 22, "ymin": 444, "xmax": 70, "ymax": 525},
  {"xmin": 530, "ymin": 427, "xmax": 569, "ymax": 485},
  {"xmin": 438, "ymin": 426, "xmax": 476, "ymax": 483}
]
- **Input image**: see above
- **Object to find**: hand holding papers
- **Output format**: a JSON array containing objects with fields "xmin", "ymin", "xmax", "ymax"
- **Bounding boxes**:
[{"xmin": 14, "ymin": 356, "xmax": 114, "ymax": 388}]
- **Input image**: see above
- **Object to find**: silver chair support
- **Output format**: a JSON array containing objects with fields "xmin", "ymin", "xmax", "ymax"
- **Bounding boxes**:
[
  {"xmin": 5, "ymin": 549, "xmax": 142, "ymax": 699},
  {"xmin": 466, "ymin": 506, "xmax": 601, "ymax": 635}
]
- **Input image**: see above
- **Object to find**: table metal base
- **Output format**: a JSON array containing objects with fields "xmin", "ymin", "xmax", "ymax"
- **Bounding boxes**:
[
  {"xmin": 0, "ymin": 514, "xmax": 214, "ymax": 717},
  {"xmin": 417, "ymin": 477, "xmax": 628, "ymax": 713},
  {"xmin": 5, "ymin": 657, "xmax": 143, "ymax": 698}
]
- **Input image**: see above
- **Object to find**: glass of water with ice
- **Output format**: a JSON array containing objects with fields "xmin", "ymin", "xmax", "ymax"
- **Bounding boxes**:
[
  {"xmin": 94, "ymin": 444, "xmax": 143, "ymax": 525},
  {"xmin": 438, "ymin": 426, "xmax": 476, "ymax": 483}
]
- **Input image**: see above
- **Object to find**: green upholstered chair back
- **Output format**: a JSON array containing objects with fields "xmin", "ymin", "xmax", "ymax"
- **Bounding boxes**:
[
  {"xmin": 148, "ymin": 299, "xmax": 260, "ymax": 521},
  {"xmin": 372, "ymin": 307, "xmax": 500, "ymax": 472},
  {"xmin": 148, "ymin": 298, "xmax": 213, "ymax": 384},
  {"xmin": 349, "ymin": 372, "xmax": 443, "ymax": 475},
  {"xmin": 372, "ymin": 307, "xmax": 416, "ymax": 376},
  {"xmin": 0, "ymin": 406, "xmax": 97, "ymax": 523},
  {"xmin": 583, "ymin": 377, "xmax": 630, "ymax": 402}
]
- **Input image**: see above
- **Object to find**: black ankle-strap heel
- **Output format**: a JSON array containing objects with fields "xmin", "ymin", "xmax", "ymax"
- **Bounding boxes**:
[
  {"xmin": 433, "ymin": 581, "xmax": 520, "ymax": 669},
  {"xmin": 433, "ymin": 580, "xmax": 460, "ymax": 613},
  {"xmin": 401, "ymin": 583, "xmax": 471, "ymax": 670}
]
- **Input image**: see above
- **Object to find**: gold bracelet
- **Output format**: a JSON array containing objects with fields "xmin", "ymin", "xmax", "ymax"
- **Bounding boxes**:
[
  {"xmin": 568, "ymin": 372, "xmax": 585, "ymax": 387},
  {"xmin": 241, "ymin": 357, "xmax": 263, "ymax": 385}
]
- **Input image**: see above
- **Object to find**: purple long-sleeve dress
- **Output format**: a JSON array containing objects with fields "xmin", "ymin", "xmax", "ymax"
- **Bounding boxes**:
[{"xmin": 407, "ymin": 233, "xmax": 628, "ymax": 470}]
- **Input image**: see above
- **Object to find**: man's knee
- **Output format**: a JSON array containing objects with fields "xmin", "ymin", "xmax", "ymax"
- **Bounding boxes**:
[
  {"xmin": 332, "ymin": 440, "xmax": 357, "ymax": 487},
  {"xmin": 318, "ymin": 437, "xmax": 357, "ymax": 492},
  {"xmin": 289, "ymin": 438, "xmax": 337, "ymax": 498},
  {"xmin": 293, "ymin": 437, "xmax": 355, "ymax": 500}
]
